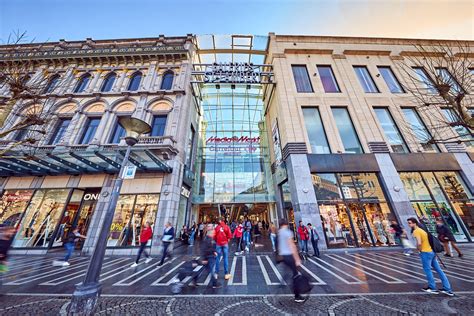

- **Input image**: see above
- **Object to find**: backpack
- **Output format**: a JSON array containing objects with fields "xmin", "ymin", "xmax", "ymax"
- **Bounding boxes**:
[{"xmin": 427, "ymin": 231, "xmax": 444, "ymax": 253}]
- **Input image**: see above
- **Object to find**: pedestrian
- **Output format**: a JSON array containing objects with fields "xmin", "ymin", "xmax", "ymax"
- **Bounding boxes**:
[
  {"xmin": 278, "ymin": 218, "xmax": 308, "ymax": 303},
  {"xmin": 390, "ymin": 220, "xmax": 413, "ymax": 256},
  {"xmin": 269, "ymin": 222, "xmax": 277, "ymax": 252},
  {"xmin": 180, "ymin": 225, "xmax": 189, "ymax": 244},
  {"xmin": 189, "ymin": 222, "xmax": 197, "ymax": 246},
  {"xmin": 214, "ymin": 217, "xmax": 232, "ymax": 280},
  {"xmin": 197, "ymin": 224, "xmax": 220, "ymax": 288},
  {"xmin": 198, "ymin": 222, "xmax": 204, "ymax": 240},
  {"xmin": 407, "ymin": 217, "xmax": 454, "ymax": 296},
  {"xmin": 230, "ymin": 220, "xmax": 237, "ymax": 233},
  {"xmin": 436, "ymin": 219, "xmax": 463, "ymax": 258},
  {"xmin": 54, "ymin": 227, "xmax": 86, "ymax": 267},
  {"xmin": 243, "ymin": 217, "xmax": 252, "ymax": 252},
  {"xmin": 233, "ymin": 221, "xmax": 244, "ymax": 255},
  {"xmin": 131, "ymin": 221, "xmax": 153, "ymax": 267},
  {"xmin": 0, "ymin": 225, "xmax": 16, "ymax": 273},
  {"xmin": 307, "ymin": 223, "xmax": 320, "ymax": 257},
  {"xmin": 158, "ymin": 222, "xmax": 175, "ymax": 266},
  {"xmin": 297, "ymin": 221, "xmax": 309, "ymax": 257},
  {"xmin": 253, "ymin": 220, "xmax": 261, "ymax": 244}
]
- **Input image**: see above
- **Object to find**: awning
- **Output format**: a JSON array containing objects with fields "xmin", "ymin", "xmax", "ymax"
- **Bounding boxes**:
[{"xmin": 0, "ymin": 148, "xmax": 172, "ymax": 177}]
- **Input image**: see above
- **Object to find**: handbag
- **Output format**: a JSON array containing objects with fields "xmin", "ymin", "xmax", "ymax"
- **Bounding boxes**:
[{"xmin": 293, "ymin": 273, "xmax": 312, "ymax": 294}]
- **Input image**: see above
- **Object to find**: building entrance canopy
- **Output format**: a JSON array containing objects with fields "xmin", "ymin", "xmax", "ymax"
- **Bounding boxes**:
[
  {"xmin": 191, "ymin": 35, "xmax": 276, "ymax": 204},
  {"xmin": 0, "ymin": 147, "xmax": 171, "ymax": 176}
]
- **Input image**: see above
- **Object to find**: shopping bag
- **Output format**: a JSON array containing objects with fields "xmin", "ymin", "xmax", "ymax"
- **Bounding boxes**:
[{"xmin": 293, "ymin": 273, "xmax": 312, "ymax": 294}]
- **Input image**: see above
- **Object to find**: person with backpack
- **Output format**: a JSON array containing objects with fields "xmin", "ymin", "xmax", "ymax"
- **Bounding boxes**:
[
  {"xmin": 436, "ymin": 219, "xmax": 463, "ymax": 258},
  {"xmin": 131, "ymin": 221, "xmax": 153, "ymax": 267},
  {"xmin": 214, "ymin": 217, "xmax": 232, "ymax": 280},
  {"xmin": 53, "ymin": 227, "xmax": 86, "ymax": 267},
  {"xmin": 407, "ymin": 217, "xmax": 454, "ymax": 296},
  {"xmin": 297, "ymin": 221, "xmax": 309, "ymax": 257},
  {"xmin": 278, "ymin": 218, "xmax": 310, "ymax": 303},
  {"xmin": 158, "ymin": 222, "xmax": 175, "ymax": 266},
  {"xmin": 307, "ymin": 223, "xmax": 320, "ymax": 258}
]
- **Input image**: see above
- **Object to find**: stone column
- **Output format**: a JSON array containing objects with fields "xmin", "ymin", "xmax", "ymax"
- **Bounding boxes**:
[
  {"xmin": 88, "ymin": 71, "xmax": 101, "ymax": 93},
  {"xmin": 59, "ymin": 67, "xmax": 75, "ymax": 94},
  {"xmin": 375, "ymin": 154, "xmax": 418, "ymax": 235},
  {"xmin": 90, "ymin": 110, "xmax": 111, "ymax": 145},
  {"xmin": 151, "ymin": 159, "xmax": 183, "ymax": 255},
  {"xmin": 143, "ymin": 63, "xmax": 157, "ymax": 91},
  {"xmin": 285, "ymin": 153, "xmax": 326, "ymax": 250},
  {"xmin": 115, "ymin": 70, "xmax": 128, "ymax": 92},
  {"xmin": 453, "ymin": 153, "xmax": 474, "ymax": 192}
]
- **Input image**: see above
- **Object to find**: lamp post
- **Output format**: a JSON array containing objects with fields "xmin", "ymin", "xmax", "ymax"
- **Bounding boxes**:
[{"xmin": 69, "ymin": 117, "xmax": 151, "ymax": 315}]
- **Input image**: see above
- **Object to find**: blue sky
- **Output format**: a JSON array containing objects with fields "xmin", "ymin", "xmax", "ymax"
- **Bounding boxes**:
[{"xmin": 0, "ymin": 0, "xmax": 472, "ymax": 43}]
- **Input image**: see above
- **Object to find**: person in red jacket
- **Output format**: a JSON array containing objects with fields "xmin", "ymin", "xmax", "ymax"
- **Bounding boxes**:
[
  {"xmin": 233, "ymin": 222, "xmax": 244, "ymax": 255},
  {"xmin": 297, "ymin": 220, "xmax": 309, "ymax": 256},
  {"xmin": 214, "ymin": 217, "xmax": 232, "ymax": 280},
  {"xmin": 131, "ymin": 222, "xmax": 153, "ymax": 267}
]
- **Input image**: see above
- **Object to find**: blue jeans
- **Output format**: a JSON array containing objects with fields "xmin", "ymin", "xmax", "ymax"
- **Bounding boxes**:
[
  {"xmin": 298, "ymin": 239, "xmax": 308, "ymax": 253},
  {"xmin": 420, "ymin": 251, "xmax": 452, "ymax": 291},
  {"xmin": 64, "ymin": 242, "xmax": 74, "ymax": 262},
  {"xmin": 189, "ymin": 231, "xmax": 195, "ymax": 246},
  {"xmin": 270, "ymin": 233, "xmax": 276, "ymax": 252},
  {"xmin": 243, "ymin": 231, "xmax": 251, "ymax": 248},
  {"xmin": 215, "ymin": 244, "xmax": 229, "ymax": 274}
]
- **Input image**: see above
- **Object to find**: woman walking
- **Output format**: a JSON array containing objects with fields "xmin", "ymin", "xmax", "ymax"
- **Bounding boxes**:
[
  {"xmin": 131, "ymin": 222, "xmax": 153, "ymax": 267},
  {"xmin": 436, "ymin": 219, "xmax": 463, "ymax": 257}
]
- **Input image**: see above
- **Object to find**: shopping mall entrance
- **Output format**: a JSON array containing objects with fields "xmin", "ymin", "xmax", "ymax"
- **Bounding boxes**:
[{"xmin": 197, "ymin": 203, "xmax": 272, "ymax": 225}]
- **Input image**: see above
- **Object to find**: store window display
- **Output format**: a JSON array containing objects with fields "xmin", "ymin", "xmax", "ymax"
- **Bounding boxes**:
[
  {"xmin": 108, "ymin": 194, "xmax": 159, "ymax": 247},
  {"xmin": 0, "ymin": 190, "xmax": 33, "ymax": 227}
]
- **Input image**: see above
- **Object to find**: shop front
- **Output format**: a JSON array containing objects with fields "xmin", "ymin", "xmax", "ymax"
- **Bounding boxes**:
[
  {"xmin": 312, "ymin": 172, "xmax": 399, "ymax": 248},
  {"xmin": 400, "ymin": 171, "xmax": 473, "ymax": 242}
]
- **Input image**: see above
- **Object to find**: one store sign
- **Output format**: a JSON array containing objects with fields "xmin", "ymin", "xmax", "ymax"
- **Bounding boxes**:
[
  {"xmin": 204, "ymin": 63, "xmax": 262, "ymax": 84},
  {"xmin": 122, "ymin": 165, "xmax": 137, "ymax": 179}
]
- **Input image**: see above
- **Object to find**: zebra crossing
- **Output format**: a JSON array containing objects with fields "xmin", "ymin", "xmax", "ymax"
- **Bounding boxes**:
[{"xmin": 1, "ymin": 250, "xmax": 474, "ymax": 295}]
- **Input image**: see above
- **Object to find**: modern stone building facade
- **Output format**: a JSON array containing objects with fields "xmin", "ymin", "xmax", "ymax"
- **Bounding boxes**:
[{"xmin": 0, "ymin": 34, "xmax": 473, "ymax": 255}]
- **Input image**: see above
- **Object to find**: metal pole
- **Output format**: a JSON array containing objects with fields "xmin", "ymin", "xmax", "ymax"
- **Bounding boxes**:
[{"xmin": 68, "ymin": 145, "xmax": 132, "ymax": 315}]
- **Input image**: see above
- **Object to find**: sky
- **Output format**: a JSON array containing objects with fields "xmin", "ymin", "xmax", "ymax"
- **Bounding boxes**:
[{"xmin": 0, "ymin": 0, "xmax": 472, "ymax": 43}]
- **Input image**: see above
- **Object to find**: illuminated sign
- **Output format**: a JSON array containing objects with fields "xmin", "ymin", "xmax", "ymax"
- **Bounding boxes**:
[{"xmin": 206, "ymin": 136, "xmax": 260, "ymax": 144}]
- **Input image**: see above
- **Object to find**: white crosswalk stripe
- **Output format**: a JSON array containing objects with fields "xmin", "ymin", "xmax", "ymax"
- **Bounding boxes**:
[
  {"xmin": 113, "ymin": 259, "xmax": 177, "ymax": 286},
  {"xmin": 326, "ymin": 254, "xmax": 405, "ymax": 284},
  {"xmin": 150, "ymin": 261, "xmax": 186, "ymax": 286},
  {"xmin": 228, "ymin": 256, "xmax": 247, "ymax": 285},
  {"xmin": 257, "ymin": 255, "xmax": 281, "ymax": 285},
  {"xmin": 307, "ymin": 257, "xmax": 365, "ymax": 284},
  {"xmin": 5, "ymin": 257, "xmax": 85, "ymax": 278},
  {"xmin": 299, "ymin": 263, "xmax": 326, "ymax": 285}
]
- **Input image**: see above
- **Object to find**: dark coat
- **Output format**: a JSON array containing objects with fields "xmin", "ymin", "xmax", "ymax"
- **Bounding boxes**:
[{"xmin": 436, "ymin": 224, "xmax": 455, "ymax": 242}]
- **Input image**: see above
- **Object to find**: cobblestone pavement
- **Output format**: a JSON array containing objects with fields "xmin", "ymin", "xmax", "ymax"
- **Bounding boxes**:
[{"xmin": 0, "ymin": 292, "xmax": 473, "ymax": 315}]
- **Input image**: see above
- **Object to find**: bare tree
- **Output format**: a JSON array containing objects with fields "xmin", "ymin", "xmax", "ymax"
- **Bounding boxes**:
[
  {"xmin": 0, "ymin": 31, "xmax": 73, "ymax": 157},
  {"xmin": 395, "ymin": 41, "xmax": 473, "ymax": 148}
]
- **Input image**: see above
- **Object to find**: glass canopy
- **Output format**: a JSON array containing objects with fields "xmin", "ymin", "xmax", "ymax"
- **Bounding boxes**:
[{"xmin": 191, "ymin": 35, "xmax": 275, "ymax": 204}]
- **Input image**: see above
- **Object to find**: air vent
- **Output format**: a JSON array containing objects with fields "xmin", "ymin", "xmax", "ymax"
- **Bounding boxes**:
[
  {"xmin": 282, "ymin": 142, "xmax": 307, "ymax": 160},
  {"xmin": 444, "ymin": 143, "xmax": 467, "ymax": 153},
  {"xmin": 368, "ymin": 142, "xmax": 390, "ymax": 153}
]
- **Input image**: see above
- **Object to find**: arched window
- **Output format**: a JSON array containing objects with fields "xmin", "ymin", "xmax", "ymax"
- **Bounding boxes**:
[
  {"xmin": 127, "ymin": 72, "xmax": 142, "ymax": 91},
  {"xmin": 44, "ymin": 74, "xmax": 60, "ymax": 94},
  {"xmin": 101, "ymin": 72, "xmax": 116, "ymax": 92},
  {"xmin": 160, "ymin": 71, "xmax": 174, "ymax": 90},
  {"xmin": 74, "ymin": 73, "xmax": 91, "ymax": 93}
]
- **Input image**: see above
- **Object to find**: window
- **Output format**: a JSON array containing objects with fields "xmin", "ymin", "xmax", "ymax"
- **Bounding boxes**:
[
  {"xmin": 402, "ymin": 108, "xmax": 439, "ymax": 152},
  {"xmin": 101, "ymin": 73, "xmax": 116, "ymax": 92},
  {"xmin": 80, "ymin": 118, "xmax": 101, "ymax": 144},
  {"xmin": 377, "ymin": 66, "xmax": 404, "ymax": 93},
  {"xmin": 302, "ymin": 107, "xmax": 330, "ymax": 153},
  {"xmin": 49, "ymin": 118, "xmax": 71, "ymax": 145},
  {"xmin": 127, "ymin": 72, "xmax": 142, "ymax": 91},
  {"xmin": 291, "ymin": 65, "xmax": 313, "ymax": 93},
  {"xmin": 14, "ymin": 128, "xmax": 28, "ymax": 141},
  {"xmin": 374, "ymin": 108, "xmax": 409, "ymax": 153},
  {"xmin": 160, "ymin": 72, "xmax": 174, "ymax": 90},
  {"xmin": 110, "ymin": 121, "xmax": 126, "ymax": 144},
  {"xmin": 44, "ymin": 75, "xmax": 60, "ymax": 94},
  {"xmin": 74, "ymin": 74, "xmax": 91, "ymax": 93},
  {"xmin": 353, "ymin": 66, "xmax": 379, "ymax": 93},
  {"xmin": 331, "ymin": 108, "xmax": 363, "ymax": 153},
  {"xmin": 436, "ymin": 68, "xmax": 464, "ymax": 94},
  {"xmin": 441, "ymin": 108, "xmax": 474, "ymax": 148},
  {"xmin": 413, "ymin": 67, "xmax": 437, "ymax": 94},
  {"xmin": 185, "ymin": 126, "xmax": 195, "ymax": 167},
  {"xmin": 151, "ymin": 115, "xmax": 167, "ymax": 136},
  {"xmin": 317, "ymin": 65, "xmax": 340, "ymax": 93}
]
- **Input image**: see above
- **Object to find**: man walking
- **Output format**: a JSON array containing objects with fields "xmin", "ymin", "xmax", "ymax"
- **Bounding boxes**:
[
  {"xmin": 131, "ymin": 221, "xmax": 153, "ymax": 267},
  {"xmin": 54, "ymin": 227, "xmax": 86, "ymax": 267},
  {"xmin": 158, "ymin": 222, "xmax": 175, "ymax": 266},
  {"xmin": 307, "ymin": 223, "xmax": 320, "ymax": 257},
  {"xmin": 243, "ymin": 217, "xmax": 252, "ymax": 252},
  {"xmin": 407, "ymin": 217, "xmax": 454, "ymax": 296},
  {"xmin": 214, "ymin": 217, "xmax": 232, "ymax": 280},
  {"xmin": 197, "ymin": 224, "xmax": 220, "ymax": 288}
]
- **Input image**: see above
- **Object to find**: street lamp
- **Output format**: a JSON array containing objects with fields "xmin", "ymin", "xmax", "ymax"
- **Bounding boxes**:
[{"xmin": 69, "ymin": 116, "xmax": 151, "ymax": 315}]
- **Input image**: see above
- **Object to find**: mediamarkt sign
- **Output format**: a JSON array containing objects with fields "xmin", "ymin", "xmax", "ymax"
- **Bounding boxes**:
[
  {"xmin": 206, "ymin": 136, "xmax": 260, "ymax": 144},
  {"xmin": 204, "ymin": 63, "xmax": 261, "ymax": 84}
]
